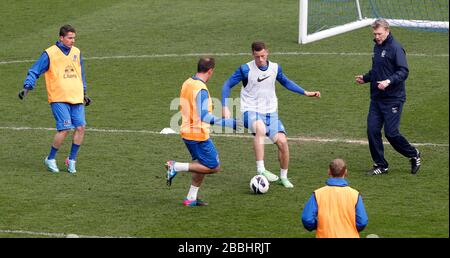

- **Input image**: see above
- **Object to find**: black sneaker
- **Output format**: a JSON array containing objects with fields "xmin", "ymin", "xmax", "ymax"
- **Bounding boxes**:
[
  {"xmin": 410, "ymin": 149, "xmax": 421, "ymax": 174},
  {"xmin": 367, "ymin": 166, "xmax": 388, "ymax": 176}
]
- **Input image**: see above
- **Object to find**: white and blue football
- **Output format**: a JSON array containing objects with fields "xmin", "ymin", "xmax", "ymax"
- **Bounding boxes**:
[{"xmin": 250, "ymin": 175, "xmax": 270, "ymax": 194}]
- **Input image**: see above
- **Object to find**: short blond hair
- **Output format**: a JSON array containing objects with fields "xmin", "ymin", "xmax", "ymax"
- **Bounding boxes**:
[{"xmin": 371, "ymin": 18, "xmax": 390, "ymax": 30}]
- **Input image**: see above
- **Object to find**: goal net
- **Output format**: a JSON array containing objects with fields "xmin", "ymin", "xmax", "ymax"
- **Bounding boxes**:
[{"xmin": 299, "ymin": 0, "xmax": 449, "ymax": 44}]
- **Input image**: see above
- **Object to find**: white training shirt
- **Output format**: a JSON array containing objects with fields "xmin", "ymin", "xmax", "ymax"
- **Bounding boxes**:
[{"xmin": 240, "ymin": 60, "xmax": 279, "ymax": 114}]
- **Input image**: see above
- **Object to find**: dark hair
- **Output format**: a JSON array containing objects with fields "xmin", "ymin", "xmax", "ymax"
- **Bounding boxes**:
[
  {"xmin": 197, "ymin": 57, "xmax": 215, "ymax": 73},
  {"xmin": 59, "ymin": 24, "xmax": 76, "ymax": 37},
  {"xmin": 329, "ymin": 159, "xmax": 347, "ymax": 177},
  {"xmin": 251, "ymin": 41, "xmax": 266, "ymax": 52}
]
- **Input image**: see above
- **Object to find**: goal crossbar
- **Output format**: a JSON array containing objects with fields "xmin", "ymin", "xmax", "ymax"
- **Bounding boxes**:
[{"xmin": 299, "ymin": 0, "xmax": 449, "ymax": 44}]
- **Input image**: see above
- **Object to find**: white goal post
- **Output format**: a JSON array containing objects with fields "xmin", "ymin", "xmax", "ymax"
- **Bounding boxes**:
[{"xmin": 299, "ymin": 0, "xmax": 449, "ymax": 44}]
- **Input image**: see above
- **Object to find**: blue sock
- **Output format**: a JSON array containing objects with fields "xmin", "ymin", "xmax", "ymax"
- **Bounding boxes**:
[
  {"xmin": 69, "ymin": 143, "xmax": 81, "ymax": 161},
  {"xmin": 48, "ymin": 146, "xmax": 58, "ymax": 160}
]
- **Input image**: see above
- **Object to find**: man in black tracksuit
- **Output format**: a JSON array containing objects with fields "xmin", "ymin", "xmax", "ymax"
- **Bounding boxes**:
[{"xmin": 355, "ymin": 19, "xmax": 421, "ymax": 175}]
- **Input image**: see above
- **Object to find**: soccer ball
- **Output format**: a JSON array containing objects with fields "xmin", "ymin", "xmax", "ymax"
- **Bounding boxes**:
[{"xmin": 249, "ymin": 175, "xmax": 269, "ymax": 194}]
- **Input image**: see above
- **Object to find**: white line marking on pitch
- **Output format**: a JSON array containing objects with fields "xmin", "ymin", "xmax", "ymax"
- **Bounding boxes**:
[
  {"xmin": 0, "ymin": 229, "xmax": 133, "ymax": 238},
  {"xmin": 0, "ymin": 51, "xmax": 448, "ymax": 65},
  {"xmin": 0, "ymin": 126, "xmax": 447, "ymax": 147}
]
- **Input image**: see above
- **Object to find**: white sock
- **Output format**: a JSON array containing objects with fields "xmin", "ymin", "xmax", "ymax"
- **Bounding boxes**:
[
  {"xmin": 174, "ymin": 162, "xmax": 189, "ymax": 172},
  {"xmin": 280, "ymin": 169, "xmax": 288, "ymax": 179},
  {"xmin": 186, "ymin": 185, "xmax": 199, "ymax": 201},
  {"xmin": 256, "ymin": 160, "xmax": 265, "ymax": 173}
]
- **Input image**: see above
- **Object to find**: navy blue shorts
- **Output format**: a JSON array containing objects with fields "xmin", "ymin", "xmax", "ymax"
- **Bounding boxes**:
[
  {"xmin": 183, "ymin": 138, "xmax": 220, "ymax": 169},
  {"xmin": 51, "ymin": 102, "xmax": 86, "ymax": 131}
]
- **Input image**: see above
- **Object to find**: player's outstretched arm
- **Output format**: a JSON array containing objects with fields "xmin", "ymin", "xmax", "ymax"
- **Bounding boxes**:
[
  {"xmin": 304, "ymin": 91, "xmax": 321, "ymax": 98},
  {"xmin": 197, "ymin": 90, "xmax": 241, "ymax": 131},
  {"xmin": 202, "ymin": 112, "xmax": 242, "ymax": 131}
]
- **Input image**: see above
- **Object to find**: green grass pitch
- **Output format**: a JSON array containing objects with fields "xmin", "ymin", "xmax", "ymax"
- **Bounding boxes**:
[{"xmin": 0, "ymin": 0, "xmax": 448, "ymax": 238}]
